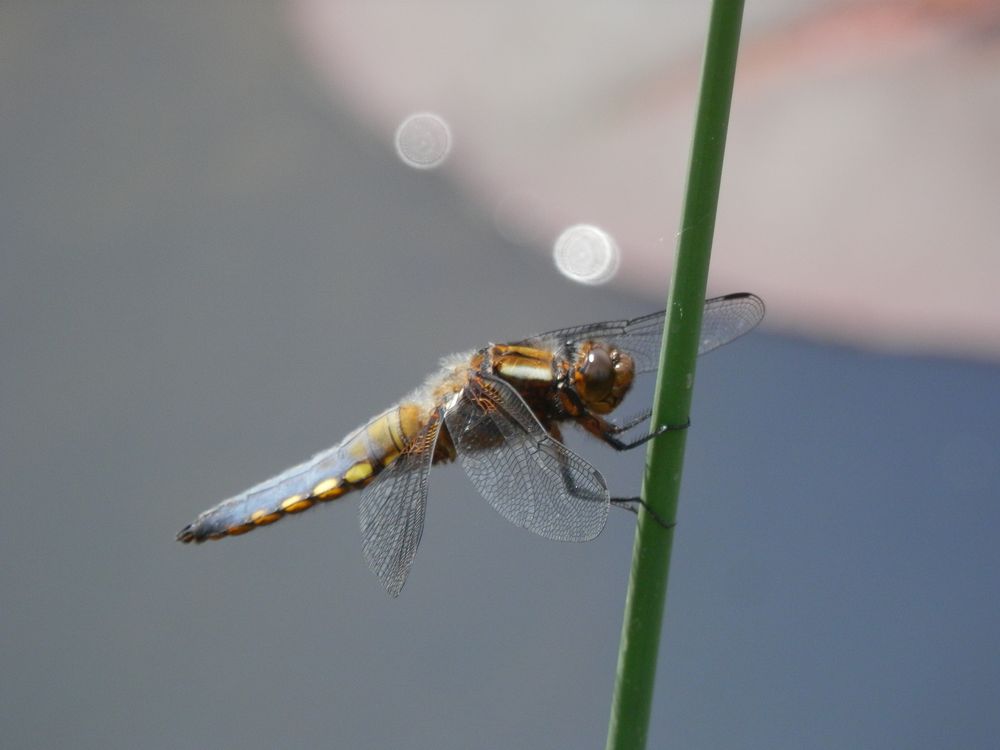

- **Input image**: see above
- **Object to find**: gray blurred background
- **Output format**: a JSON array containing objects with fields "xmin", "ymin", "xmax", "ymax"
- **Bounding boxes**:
[{"xmin": 2, "ymin": 3, "xmax": 998, "ymax": 749}]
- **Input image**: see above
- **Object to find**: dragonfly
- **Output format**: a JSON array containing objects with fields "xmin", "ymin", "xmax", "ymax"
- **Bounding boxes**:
[{"xmin": 178, "ymin": 293, "xmax": 764, "ymax": 596}]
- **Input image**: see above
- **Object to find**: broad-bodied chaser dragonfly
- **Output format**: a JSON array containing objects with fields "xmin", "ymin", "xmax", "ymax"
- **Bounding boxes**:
[{"xmin": 179, "ymin": 293, "xmax": 764, "ymax": 596}]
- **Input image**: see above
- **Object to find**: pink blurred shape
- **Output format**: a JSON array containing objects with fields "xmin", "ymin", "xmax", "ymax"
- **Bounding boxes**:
[{"xmin": 290, "ymin": 0, "xmax": 1000, "ymax": 358}]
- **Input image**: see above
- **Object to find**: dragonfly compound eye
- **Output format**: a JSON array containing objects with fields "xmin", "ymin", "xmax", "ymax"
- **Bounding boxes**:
[{"xmin": 579, "ymin": 346, "xmax": 614, "ymax": 402}]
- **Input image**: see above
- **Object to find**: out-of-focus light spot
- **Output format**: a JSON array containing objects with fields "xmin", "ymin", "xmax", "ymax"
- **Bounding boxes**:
[
  {"xmin": 394, "ymin": 112, "xmax": 451, "ymax": 169},
  {"xmin": 552, "ymin": 224, "xmax": 620, "ymax": 285}
]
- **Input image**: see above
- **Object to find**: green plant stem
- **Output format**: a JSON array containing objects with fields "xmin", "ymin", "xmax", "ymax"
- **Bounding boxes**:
[{"xmin": 605, "ymin": 2, "xmax": 746, "ymax": 749}]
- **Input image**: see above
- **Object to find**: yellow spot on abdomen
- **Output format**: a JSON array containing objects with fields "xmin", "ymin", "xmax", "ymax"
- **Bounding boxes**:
[
  {"xmin": 368, "ymin": 415, "xmax": 399, "ymax": 455},
  {"xmin": 397, "ymin": 404, "xmax": 423, "ymax": 444},
  {"xmin": 312, "ymin": 478, "xmax": 343, "ymax": 499},
  {"xmin": 251, "ymin": 509, "xmax": 282, "ymax": 526},
  {"xmin": 344, "ymin": 462, "xmax": 373, "ymax": 484},
  {"xmin": 227, "ymin": 523, "xmax": 254, "ymax": 536},
  {"xmin": 280, "ymin": 494, "xmax": 314, "ymax": 513}
]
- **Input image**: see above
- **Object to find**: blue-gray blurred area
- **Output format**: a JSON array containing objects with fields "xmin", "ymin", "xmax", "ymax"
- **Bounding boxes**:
[{"xmin": 2, "ymin": 4, "xmax": 998, "ymax": 749}]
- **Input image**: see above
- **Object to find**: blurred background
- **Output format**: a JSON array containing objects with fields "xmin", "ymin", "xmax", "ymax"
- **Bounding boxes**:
[{"xmin": 2, "ymin": 2, "xmax": 998, "ymax": 748}]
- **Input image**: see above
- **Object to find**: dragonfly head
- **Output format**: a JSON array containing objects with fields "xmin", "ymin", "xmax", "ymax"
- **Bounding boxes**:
[{"xmin": 571, "ymin": 341, "xmax": 635, "ymax": 415}]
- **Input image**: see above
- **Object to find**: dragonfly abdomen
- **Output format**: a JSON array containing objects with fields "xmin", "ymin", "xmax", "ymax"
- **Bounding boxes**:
[{"xmin": 177, "ymin": 403, "xmax": 428, "ymax": 543}]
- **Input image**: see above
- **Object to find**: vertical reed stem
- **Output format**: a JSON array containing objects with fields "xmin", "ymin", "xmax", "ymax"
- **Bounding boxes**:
[{"xmin": 605, "ymin": 3, "xmax": 746, "ymax": 748}]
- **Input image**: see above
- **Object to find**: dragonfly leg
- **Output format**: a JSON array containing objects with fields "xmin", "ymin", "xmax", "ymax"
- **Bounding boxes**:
[
  {"xmin": 595, "ymin": 418, "xmax": 690, "ymax": 452},
  {"xmin": 611, "ymin": 497, "xmax": 675, "ymax": 530},
  {"xmin": 532, "ymin": 420, "xmax": 603, "ymax": 501},
  {"xmin": 555, "ymin": 447, "xmax": 606, "ymax": 502},
  {"xmin": 544, "ymin": 424, "xmax": 592, "ymax": 499},
  {"xmin": 604, "ymin": 409, "xmax": 652, "ymax": 435}
]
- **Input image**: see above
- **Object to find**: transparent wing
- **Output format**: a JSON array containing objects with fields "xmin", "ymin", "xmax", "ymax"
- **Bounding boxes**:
[
  {"xmin": 698, "ymin": 293, "xmax": 766, "ymax": 356},
  {"xmin": 516, "ymin": 292, "xmax": 765, "ymax": 374},
  {"xmin": 444, "ymin": 376, "xmax": 609, "ymax": 541},
  {"xmin": 358, "ymin": 415, "xmax": 441, "ymax": 597}
]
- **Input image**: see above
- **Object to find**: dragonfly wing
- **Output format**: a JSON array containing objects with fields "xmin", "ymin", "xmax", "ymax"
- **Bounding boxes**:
[
  {"xmin": 697, "ymin": 293, "xmax": 766, "ymax": 356},
  {"xmin": 358, "ymin": 413, "xmax": 441, "ymax": 597},
  {"xmin": 444, "ymin": 376, "xmax": 609, "ymax": 542},
  {"xmin": 515, "ymin": 292, "xmax": 765, "ymax": 374}
]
